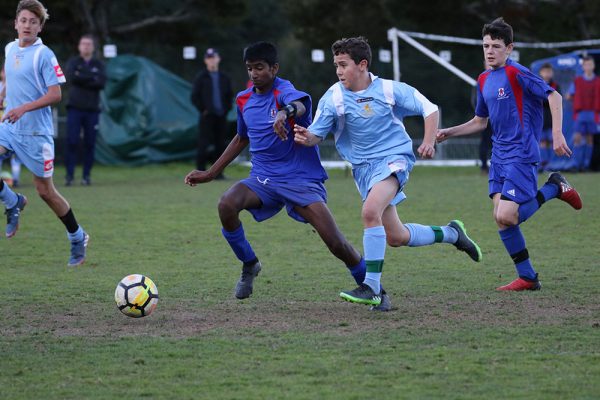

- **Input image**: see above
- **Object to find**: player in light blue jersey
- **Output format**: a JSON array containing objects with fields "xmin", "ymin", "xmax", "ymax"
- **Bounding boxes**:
[
  {"xmin": 294, "ymin": 37, "xmax": 482, "ymax": 308},
  {"xmin": 185, "ymin": 42, "xmax": 372, "ymax": 304},
  {"xmin": 0, "ymin": 0, "xmax": 89, "ymax": 266},
  {"xmin": 437, "ymin": 18, "xmax": 582, "ymax": 291}
]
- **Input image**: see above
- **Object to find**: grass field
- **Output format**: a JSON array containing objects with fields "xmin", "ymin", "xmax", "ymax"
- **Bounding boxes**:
[{"xmin": 1, "ymin": 163, "xmax": 599, "ymax": 399}]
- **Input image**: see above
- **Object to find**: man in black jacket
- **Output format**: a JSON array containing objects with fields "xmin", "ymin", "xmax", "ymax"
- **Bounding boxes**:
[
  {"xmin": 191, "ymin": 48, "xmax": 233, "ymax": 177},
  {"xmin": 64, "ymin": 34, "xmax": 106, "ymax": 186}
]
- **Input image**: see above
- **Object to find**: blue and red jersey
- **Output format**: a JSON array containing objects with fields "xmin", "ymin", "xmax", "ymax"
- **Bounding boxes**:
[
  {"xmin": 475, "ymin": 59, "xmax": 555, "ymax": 164},
  {"xmin": 236, "ymin": 77, "xmax": 327, "ymax": 183}
]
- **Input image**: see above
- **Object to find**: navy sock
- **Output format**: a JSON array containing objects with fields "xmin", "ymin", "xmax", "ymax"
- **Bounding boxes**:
[
  {"xmin": 221, "ymin": 224, "xmax": 257, "ymax": 264},
  {"xmin": 348, "ymin": 257, "xmax": 366, "ymax": 285},
  {"xmin": 498, "ymin": 225, "xmax": 537, "ymax": 280}
]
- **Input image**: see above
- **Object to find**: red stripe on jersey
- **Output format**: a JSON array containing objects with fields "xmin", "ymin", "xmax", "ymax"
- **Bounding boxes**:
[
  {"xmin": 478, "ymin": 70, "xmax": 491, "ymax": 93},
  {"xmin": 505, "ymin": 65, "xmax": 524, "ymax": 126},
  {"xmin": 236, "ymin": 90, "xmax": 252, "ymax": 112}
]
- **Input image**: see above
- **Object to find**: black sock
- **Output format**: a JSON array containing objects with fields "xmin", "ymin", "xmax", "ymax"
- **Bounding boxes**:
[
  {"xmin": 0, "ymin": 179, "xmax": 4, "ymax": 191},
  {"xmin": 59, "ymin": 209, "xmax": 79, "ymax": 233}
]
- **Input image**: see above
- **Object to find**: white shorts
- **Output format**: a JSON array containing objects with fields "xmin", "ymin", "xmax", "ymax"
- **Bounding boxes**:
[
  {"xmin": 0, "ymin": 124, "xmax": 54, "ymax": 178},
  {"xmin": 351, "ymin": 154, "xmax": 413, "ymax": 206}
]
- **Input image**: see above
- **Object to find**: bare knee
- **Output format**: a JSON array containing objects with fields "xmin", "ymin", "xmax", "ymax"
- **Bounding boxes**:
[
  {"xmin": 361, "ymin": 207, "xmax": 382, "ymax": 227},
  {"xmin": 217, "ymin": 194, "xmax": 239, "ymax": 221},
  {"xmin": 494, "ymin": 209, "xmax": 518, "ymax": 227},
  {"xmin": 386, "ymin": 230, "xmax": 409, "ymax": 247}
]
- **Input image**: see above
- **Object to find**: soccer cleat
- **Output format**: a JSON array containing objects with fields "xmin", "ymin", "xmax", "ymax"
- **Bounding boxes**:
[
  {"xmin": 340, "ymin": 283, "xmax": 382, "ymax": 306},
  {"xmin": 448, "ymin": 220, "xmax": 482, "ymax": 262},
  {"xmin": 547, "ymin": 172, "xmax": 582, "ymax": 210},
  {"xmin": 81, "ymin": 177, "xmax": 91, "ymax": 186},
  {"xmin": 234, "ymin": 260, "xmax": 261, "ymax": 299},
  {"xmin": 369, "ymin": 289, "xmax": 391, "ymax": 311},
  {"xmin": 68, "ymin": 232, "xmax": 89, "ymax": 267},
  {"xmin": 496, "ymin": 276, "xmax": 541, "ymax": 291},
  {"xmin": 5, "ymin": 194, "xmax": 27, "ymax": 238}
]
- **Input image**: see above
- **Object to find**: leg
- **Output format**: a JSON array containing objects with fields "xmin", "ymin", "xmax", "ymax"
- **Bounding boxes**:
[
  {"xmin": 218, "ymin": 182, "xmax": 263, "ymax": 299},
  {"xmin": 494, "ymin": 194, "xmax": 540, "ymax": 291},
  {"xmin": 32, "ymin": 175, "xmax": 89, "ymax": 266},
  {"xmin": 572, "ymin": 132, "xmax": 584, "ymax": 170},
  {"xmin": 196, "ymin": 116, "xmax": 210, "ymax": 170},
  {"xmin": 81, "ymin": 111, "xmax": 99, "ymax": 184},
  {"xmin": 65, "ymin": 109, "xmax": 82, "ymax": 184},
  {"xmin": 583, "ymin": 133, "xmax": 594, "ymax": 171}
]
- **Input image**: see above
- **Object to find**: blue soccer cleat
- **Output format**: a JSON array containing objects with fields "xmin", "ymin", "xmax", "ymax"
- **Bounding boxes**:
[
  {"xmin": 68, "ymin": 231, "xmax": 89, "ymax": 267},
  {"xmin": 5, "ymin": 193, "xmax": 27, "ymax": 238}
]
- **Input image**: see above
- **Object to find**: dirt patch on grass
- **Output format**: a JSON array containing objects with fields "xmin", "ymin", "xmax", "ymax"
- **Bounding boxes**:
[{"xmin": 1, "ymin": 293, "xmax": 598, "ymax": 339}]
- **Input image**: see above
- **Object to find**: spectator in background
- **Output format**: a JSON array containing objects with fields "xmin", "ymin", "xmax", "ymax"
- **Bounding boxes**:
[
  {"xmin": 566, "ymin": 56, "xmax": 598, "ymax": 172},
  {"xmin": 64, "ymin": 34, "xmax": 106, "ymax": 186},
  {"xmin": 538, "ymin": 63, "xmax": 560, "ymax": 171},
  {"xmin": 471, "ymin": 61, "xmax": 493, "ymax": 174},
  {"xmin": 191, "ymin": 48, "xmax": 233, "ymax": 179}
]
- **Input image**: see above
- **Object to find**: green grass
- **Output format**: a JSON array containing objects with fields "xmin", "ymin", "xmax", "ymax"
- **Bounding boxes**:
[{"xmin": 1, "ymin": 164, "xmax": 599, "ymax": 399}]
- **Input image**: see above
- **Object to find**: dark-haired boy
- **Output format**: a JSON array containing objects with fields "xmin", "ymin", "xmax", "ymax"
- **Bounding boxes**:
[
  {"xmin": 437, "ymin": 18, "xmax": 582, "ymax": 291},
  {"xmin": 294, "ymin": 37, "xmax": 481, "ymax": 307},
  {"xmin": 185, "ymin": 42, "xmax": 380, "ymax": 306},
  {"xmin": 0, "ymin": 0, "xmax": 89, "ymax": 266}
]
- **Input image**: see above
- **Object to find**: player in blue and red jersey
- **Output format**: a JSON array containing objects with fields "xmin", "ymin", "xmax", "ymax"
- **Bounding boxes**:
[
  {"xmin": 184, "ymin": 42, "xmax": 376, "ymax": 305},
  {"xmin": 566, "ymin": 56, "xmax": 599, "ymax": 171},
  {"xmin": 437, "ymin": 18, "xmax": 583, "ymax": 291},
  {"xmin": 0, "ymin": 0, "xmax": 88, "ymax": 266},
  {"xmin": 538, "ymin": 63, "xmax": 560, "ymax": 171}
]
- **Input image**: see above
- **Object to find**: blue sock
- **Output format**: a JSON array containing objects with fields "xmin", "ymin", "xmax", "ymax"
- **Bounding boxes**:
[
  {"xmin": 363, "ymin": 226, "xmax": 386, "ymax": 294},
  {"xmin": 406, "ymin": 223, "xmax": 457, "ymax": 246},
  {"xmin": 583, "ymin": 144, "xmax": 593, "ymax": 170},
  {"xmin": 573, "ymin": 145, "xmax": 585, "ymax": 169},
  {"xmin": 518, "ymin": 183, "xmax": 559, "ymax": 224},
  {"xmin": 348, "ymin": 257, "xmax": 366, "ymax": 285},
  {"xmin": 221, "ymin": 224, "xmax": 257, "ymax": 264},
  {"xmin": 0, "ymin": 180, "xmax": 18, "ymax": 209},
  {"xmin": 498, "ymin": 225, "xmax": 536, "ymax": 280},
  {"xmin": 67, "ymin": 226, "xmax": 84, "ymax": 242}
]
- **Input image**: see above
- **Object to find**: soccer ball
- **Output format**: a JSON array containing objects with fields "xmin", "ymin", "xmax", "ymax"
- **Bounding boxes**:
[{"xmin": 115, "ymin": 274, "xmax": 159, "ymax": 318}]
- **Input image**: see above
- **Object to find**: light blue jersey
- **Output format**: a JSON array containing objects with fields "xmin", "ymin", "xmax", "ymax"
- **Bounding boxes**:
[
  {"xmin": 4, "ymin": 38, "xmax": 65, "ymax": 136},
  {"xmin": 308, "ymin": 73, "xmax": 438, "ymax": 166}
]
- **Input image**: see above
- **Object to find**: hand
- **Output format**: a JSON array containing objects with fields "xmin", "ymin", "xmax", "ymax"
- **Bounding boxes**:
[
  {"xmin": 2, "ymin": 106, "xmax": 26, "ymax": 124},
  {"xmin": 552, "ymin": 134, "xmax": 572, "ymax": 157},
  {"xmin": 273, "ymin": 110, "xmax": 288, "ymax": 140},
  {"xmin": 184, "ymin": 169, "xmax": 215, "ymax": 186},
  {"xmin": 417, "ymin": 141, "xmax": 435, "ymax": 159},
  {"xmin": 436, "ymin": 128, "xmax": 451, "ymax": 143},
  {"xmin": 293, "ymin": 125, "xmax": 315, "ymax": 146}
]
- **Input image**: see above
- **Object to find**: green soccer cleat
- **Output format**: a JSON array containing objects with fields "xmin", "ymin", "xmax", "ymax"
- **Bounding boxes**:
[
  {"xmin": 448, "ymin": 220, "xmax": 482, "ymax": 262},
  {"xmin": 340, "ymin": 283, "xmax": 382, "ymax": 306}
]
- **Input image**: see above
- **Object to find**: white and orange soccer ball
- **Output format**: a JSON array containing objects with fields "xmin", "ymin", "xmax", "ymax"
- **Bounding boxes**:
[{"xmin": 115, "ymin": 274, "xmax": 159, "ymax": 318}]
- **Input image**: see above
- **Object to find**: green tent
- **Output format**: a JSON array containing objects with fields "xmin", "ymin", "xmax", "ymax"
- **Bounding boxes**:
[{"xmin": 96, "ymin": 55, "xmax": 199, "ymax": 165}]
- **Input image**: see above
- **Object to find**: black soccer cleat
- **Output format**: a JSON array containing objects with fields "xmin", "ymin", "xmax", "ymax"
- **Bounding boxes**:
[
  {"xmin": 234, "ymin": 260, "xmax": 261, "ymax": 299},
  {"xmin": 369, "ymin": 289, "xmax": 392, "ymax": 311},
  {"xmin": 340, "ymin": 283, "xmax": 382, "ymax": 306},
  {"xmin": 448, "ymin": 220, "xmax": 482, "ymax": 262}
]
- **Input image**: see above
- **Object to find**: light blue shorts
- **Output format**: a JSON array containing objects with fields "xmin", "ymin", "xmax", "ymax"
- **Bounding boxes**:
[
  {"xmin": 351, "ymin": 155, "xmax": 413, "ymax": 205},
  {"xmin": 0, "ymin": 124, "xmax": 55, "ymax": 178}
]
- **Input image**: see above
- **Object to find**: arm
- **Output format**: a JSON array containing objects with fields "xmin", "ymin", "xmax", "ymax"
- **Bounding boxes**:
[
  {"xmin": 273, "ymin": 100, "xmax": 306, "ymax": 140},
  {"xmin": 436, "ymin": 115, "xmax": 489, "ymax": 143},
  {"xmin": 417, "ymin": 110, "xmax": 439, "ymax": 159},
  {"xmin": 2, "ymin": 85, "xmax": 61, "ymax": 123},
  {"xmin": 184, "ymin": 134, "xmax": 249, "ymax": 186},
  {"xmin": 547, "ymin": 91, "xmax": 571, "ymax": 157}
]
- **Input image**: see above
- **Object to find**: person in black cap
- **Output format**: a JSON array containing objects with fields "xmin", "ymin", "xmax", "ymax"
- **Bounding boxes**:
[{"xmin": 191, "ymin": 48, "xmax": 233, "ymax": 178}]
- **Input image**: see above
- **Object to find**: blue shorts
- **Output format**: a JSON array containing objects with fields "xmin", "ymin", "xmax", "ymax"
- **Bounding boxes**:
[
  {"xmin": 241, "ymin": 176, "xmax": 327, "ymax": 223},
  {"xmin": 0, "ymin": 125, "xmax": 54, "ymax": 178},
  {"xmin": 351, "ymin": 154, "xmax": 413, "ymax": 205},
  {"xmin": 573, "ymin": 111, "xmax": 598, "ymax": 135},
  {"xmin": 489, "ymin": 161, "xmax": 538, "ymax": 204},
  {"xmin": 540, "ymin": 127, "xmax": 552, "ymax": 142}
]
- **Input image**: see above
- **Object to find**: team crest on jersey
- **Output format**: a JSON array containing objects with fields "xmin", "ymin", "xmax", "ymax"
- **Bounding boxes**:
[
  {"xmin": 497, "ymin": 87, "xmax": 509, "ymax": 100},
  {"xmin": 360, "ymin": 103, "xmax": 375, "ymax": 118},
  {"xmin": 270, "ymin": 108, "xmax": 277, "ymax": 119}
]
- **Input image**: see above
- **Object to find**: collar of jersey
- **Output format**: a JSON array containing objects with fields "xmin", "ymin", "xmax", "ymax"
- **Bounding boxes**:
[{"xmin": 14, "ymin": 37, "xmax": 43, "ymax": 49}]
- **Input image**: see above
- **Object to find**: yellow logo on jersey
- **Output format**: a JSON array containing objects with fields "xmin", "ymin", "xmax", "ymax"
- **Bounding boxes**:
[{"xmin": 361, "ymin": 103, "xmax": 375, "ymax": 118}]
